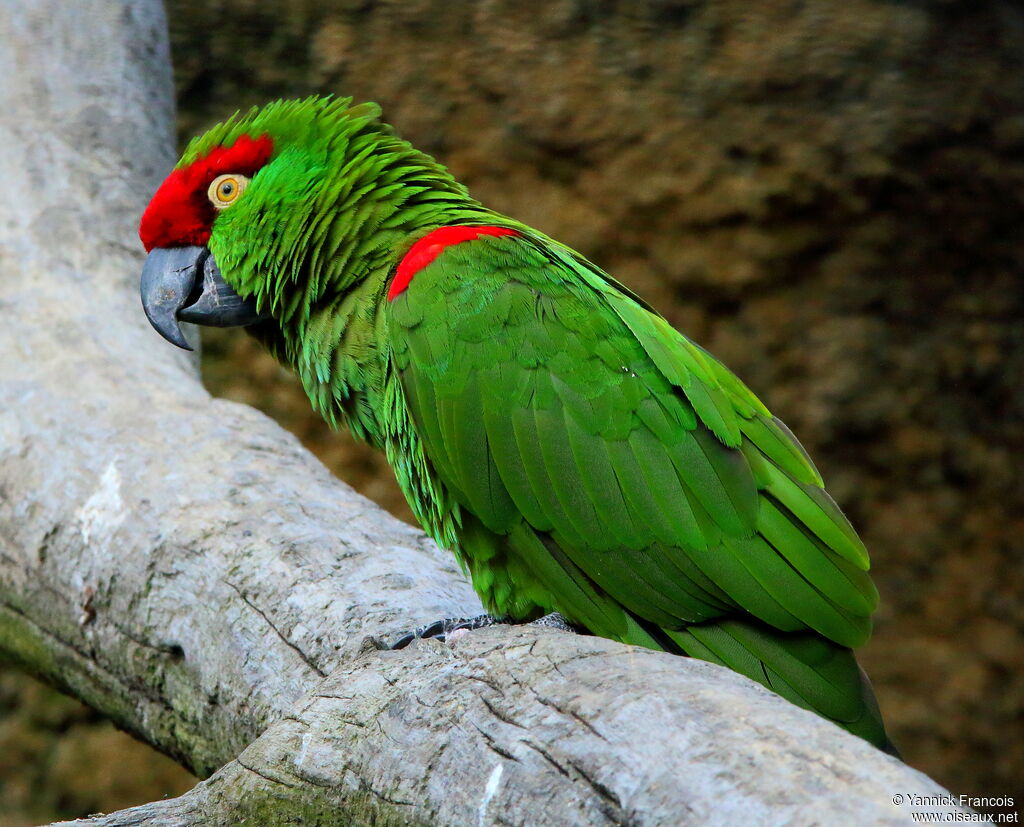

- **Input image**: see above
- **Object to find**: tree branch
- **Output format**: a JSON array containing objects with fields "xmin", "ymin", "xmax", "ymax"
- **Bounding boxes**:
[{"xmin": 0, "ymin": 0, "xmax": 979, "ymax": 824}]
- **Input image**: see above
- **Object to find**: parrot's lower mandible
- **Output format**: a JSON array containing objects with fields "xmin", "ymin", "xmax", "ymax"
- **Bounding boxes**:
[{"xmin": 139, "ymin": 97, "xmax": 896, "ymax": 754}]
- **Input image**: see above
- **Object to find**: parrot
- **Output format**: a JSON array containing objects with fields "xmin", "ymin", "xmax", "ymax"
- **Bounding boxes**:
[{"xmin": 138, "ymin": 96, "xmax": 895, "ymax": 753}]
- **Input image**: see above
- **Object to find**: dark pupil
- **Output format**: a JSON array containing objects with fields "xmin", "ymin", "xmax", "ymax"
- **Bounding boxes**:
[{"xmin": 220, "ymin": 181, "xmax": 234, "ymax": 197}]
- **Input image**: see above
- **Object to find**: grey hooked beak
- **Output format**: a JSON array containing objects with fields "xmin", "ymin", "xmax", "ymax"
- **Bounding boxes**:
[{"xmin": 140, "ymin": 245, "xmax": 269, "ymax": 351}]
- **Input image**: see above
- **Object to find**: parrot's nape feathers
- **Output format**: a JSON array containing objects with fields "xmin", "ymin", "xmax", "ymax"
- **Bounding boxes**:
[{"xmin": 137, "ymin": 95, "xmax": 897, "ymax": 754}]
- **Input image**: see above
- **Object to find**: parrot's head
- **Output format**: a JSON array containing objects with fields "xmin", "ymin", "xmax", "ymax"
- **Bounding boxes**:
[{"xmin": 138, "ymin": 96, "xmax": 467, "ymax": 350}]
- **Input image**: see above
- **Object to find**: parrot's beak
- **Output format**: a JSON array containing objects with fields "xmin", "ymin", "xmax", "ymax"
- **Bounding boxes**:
[{"xmin": 140, "ymin": 246, "xmax": 269, "ymax": 351}]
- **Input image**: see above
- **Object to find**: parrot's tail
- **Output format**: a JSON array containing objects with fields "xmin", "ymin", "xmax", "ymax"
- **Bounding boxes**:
[{"xmin": 655, "ymin": 618, "xmax": 898, "ymax": 755}]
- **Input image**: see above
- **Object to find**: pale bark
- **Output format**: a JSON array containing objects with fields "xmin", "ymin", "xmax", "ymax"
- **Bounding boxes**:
[{"xmin": 0, "ymin": 1, "xmax": 981, "ymax": 825}]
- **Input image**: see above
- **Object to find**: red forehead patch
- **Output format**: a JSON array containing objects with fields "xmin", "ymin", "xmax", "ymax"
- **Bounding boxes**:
[{"xmin": 139, "ymin": 133, "xmax": 274, "ymax": 252}]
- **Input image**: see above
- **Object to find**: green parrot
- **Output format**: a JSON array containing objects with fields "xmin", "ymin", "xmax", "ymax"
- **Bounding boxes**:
[{"xmin": 139, "ymin": 97, "xmax": 895, "ymax": 753}]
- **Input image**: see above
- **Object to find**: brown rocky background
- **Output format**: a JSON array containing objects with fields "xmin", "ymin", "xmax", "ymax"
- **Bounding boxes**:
[{"xmin": 2, "ymin": 1, "xmax": 1021, "ymax": 823}]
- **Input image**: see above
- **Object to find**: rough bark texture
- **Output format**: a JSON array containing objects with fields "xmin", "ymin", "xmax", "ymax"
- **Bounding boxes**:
[
  {"xmin": 45, "ymin": 631, "xmax": 979, "ymax": 827},
  {"xmin": 0, "ymin": 0, "xmax": 1000, "ymax": 825},
  {"xmin": 166, "ymin": 0, "xmax": 1024, "ymax": 807}
]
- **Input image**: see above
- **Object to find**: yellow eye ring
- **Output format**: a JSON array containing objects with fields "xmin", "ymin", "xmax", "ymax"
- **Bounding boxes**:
[{"xmin": 208, "ymin": 173, "xmax": 250, "ymax": 210}]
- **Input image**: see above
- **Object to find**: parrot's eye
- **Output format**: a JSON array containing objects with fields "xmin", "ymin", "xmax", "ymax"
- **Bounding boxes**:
[{"xmin": 208, "ymin": 173, "xmax": 250, "ymax": 210}]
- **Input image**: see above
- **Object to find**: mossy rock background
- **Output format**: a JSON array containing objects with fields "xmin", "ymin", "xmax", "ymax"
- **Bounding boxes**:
[{"xmin": 3, "ymin": 1, "xmax": 1022, "ymax": 822}]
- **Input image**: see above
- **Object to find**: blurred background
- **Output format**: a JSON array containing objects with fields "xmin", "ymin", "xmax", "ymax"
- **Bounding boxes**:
[{"xmin": 2, "ymin": 1, "xmax": 1021, "ymax": 823}]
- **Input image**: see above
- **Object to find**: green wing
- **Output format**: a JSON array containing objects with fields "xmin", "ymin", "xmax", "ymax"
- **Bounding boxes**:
[{"xmin": 388, "ymin": 229, "xmax": 888, "ymax": 747}]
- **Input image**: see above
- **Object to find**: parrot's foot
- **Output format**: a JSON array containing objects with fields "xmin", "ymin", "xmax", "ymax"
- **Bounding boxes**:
[
  {"xmin": 388, "ymin": 611, "xmax": 578, "ymax": 649},
  {"xmin": 528, "ymin": 611, "xmax": 576, "ymax": 633},
  {"xmin": 389, "ymin": 614, "xmax": 509, "ymax": 650}
]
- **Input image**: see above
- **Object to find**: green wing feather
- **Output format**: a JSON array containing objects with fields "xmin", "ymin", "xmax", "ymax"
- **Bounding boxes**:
[{"xmin": 388, "ymin": 230, "xmax": 888, "ymax": 748}]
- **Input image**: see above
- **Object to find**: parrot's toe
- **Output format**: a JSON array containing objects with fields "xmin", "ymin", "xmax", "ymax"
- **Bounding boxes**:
[
  {"xmin": 527, "ymin": 612, "xmax": 577, "ymax": 633},
  {"xmin": 388, "ymin": 614, "xmax": 509, "ymax": 649},
  {"xmin": 388, "ymin": 612, "xmax": 578, "ymax": 650}
]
